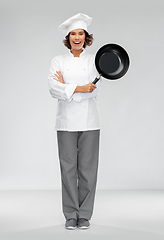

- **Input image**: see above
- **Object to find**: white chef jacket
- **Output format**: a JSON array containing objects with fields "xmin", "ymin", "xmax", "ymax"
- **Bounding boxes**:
[{"xmin": 48, "ymin": 49, "xmax": 101, "ymax": 131}]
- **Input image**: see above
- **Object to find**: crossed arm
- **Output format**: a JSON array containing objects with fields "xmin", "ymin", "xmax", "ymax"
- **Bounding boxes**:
[{"xmin": 53, "ymin": 71, "xmax": 97, "ymax": 93}]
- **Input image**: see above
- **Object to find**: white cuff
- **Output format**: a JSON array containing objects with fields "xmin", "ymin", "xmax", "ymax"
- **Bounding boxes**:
[
  {"xmin": 65, "ymin": 84, "xmax": 77, "ymax": 101},
  {"xmin": 73, "ymin": 93, "xmax": 82, "ymax": 102}
]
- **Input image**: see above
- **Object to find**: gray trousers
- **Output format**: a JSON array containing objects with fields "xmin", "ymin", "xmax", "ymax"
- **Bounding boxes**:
[{"xmin": 57, "ymin": 130, "xmax": 100, "ymax": 220}]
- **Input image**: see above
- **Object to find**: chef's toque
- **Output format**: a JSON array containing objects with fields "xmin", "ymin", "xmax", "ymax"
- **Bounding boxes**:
[{"xmin": 58, "ymin": 13, "xmax": 92, "ymax": 35}]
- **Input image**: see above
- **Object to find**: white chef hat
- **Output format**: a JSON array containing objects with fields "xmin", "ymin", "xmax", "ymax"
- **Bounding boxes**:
[{"xmin": 58, "ymin": 13, "xmax": 92, "ymax": 35}]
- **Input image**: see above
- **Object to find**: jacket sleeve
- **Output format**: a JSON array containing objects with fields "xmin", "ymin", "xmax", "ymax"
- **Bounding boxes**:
[
  {"xmin": 72, "ymin": 79, "xmax": 102, "ymax": 102},
  {"xmin": 48, "ymin": 56, "xmax": 77, "ymax": 101},
  {"xmin": 73, "ymin": 54, "xmax": 102, "ymax": 102}
]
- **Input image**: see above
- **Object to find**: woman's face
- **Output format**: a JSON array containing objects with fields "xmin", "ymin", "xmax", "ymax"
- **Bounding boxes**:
[{"xmin": 69, "ymin": 29, "xmax": 85, "ymax": 51}]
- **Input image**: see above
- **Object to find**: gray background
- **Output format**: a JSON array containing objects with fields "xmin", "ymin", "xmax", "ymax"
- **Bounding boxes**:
[{"xmin": 0, "ymin": 0, "xmax": 164, "ymax": 190}]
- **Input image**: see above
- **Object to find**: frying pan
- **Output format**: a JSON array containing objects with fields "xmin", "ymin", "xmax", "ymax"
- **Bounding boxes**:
[{"xmin": 92, "ymin": 43, "xmax": 130, "ymax": 84}]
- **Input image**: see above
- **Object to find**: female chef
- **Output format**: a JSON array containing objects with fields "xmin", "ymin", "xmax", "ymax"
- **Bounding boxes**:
[{"xmin": 48, "ymin": 13, "xmax": 101, "ymax": 230}]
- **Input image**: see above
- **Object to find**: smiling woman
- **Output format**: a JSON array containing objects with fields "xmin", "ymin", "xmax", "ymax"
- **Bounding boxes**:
[
  {"xmin": 48, "ymin": 13, "xmax": 101, "ymax": 230},
  {"xmin": 63, "ymin": 29, "xmax": 94, "ymax": 51},
  {"xmin": 69, "ymin": 29, "xmax": 86, "ymax": 57}
]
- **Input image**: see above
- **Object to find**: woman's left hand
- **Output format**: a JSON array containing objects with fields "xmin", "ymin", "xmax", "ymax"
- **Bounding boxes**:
[{"xmin": 53, "ymin": 71, "xmax": 65, "ymax": 84}]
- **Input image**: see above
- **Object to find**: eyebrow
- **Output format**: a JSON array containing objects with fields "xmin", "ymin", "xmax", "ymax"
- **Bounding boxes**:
[{"xmin": 71, "ymin": 30, "xmax": 85, "ymax": 34}]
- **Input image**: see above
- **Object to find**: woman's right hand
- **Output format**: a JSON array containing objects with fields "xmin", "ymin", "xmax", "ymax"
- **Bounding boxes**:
[{"xmin": 53, "ymin": 71, "xmax": 65, "ymax": 84}]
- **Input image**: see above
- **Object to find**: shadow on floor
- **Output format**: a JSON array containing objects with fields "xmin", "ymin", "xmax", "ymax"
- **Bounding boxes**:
[{"xmin": 1, "ymin": 224, "xmax": 164, "ymax": 240}]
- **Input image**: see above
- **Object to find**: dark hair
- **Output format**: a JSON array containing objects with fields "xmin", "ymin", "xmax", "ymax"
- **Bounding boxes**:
[{"xmin": 63, "ymin": 30, "xmax": 94, "ymax": 49}]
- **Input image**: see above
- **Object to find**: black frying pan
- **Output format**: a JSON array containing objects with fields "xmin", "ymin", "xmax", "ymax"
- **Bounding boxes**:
[{"xmin": 92, "ymin": 43, "xmax": 130, "ymax": 84}]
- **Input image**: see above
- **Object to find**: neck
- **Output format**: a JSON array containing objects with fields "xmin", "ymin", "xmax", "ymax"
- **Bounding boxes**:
[{"xmin": 71, "ymin": 48, "xmax": 83, "ymax": 57}]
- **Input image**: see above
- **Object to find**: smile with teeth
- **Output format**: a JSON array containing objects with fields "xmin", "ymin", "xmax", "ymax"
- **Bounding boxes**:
[{"xmin": 74, "ymin": 41, "xmax": 81, "ymax": 45}]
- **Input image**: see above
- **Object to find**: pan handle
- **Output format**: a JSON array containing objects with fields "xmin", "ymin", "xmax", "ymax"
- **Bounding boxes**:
[{"xmin": 92, "ymin": 75, "xmax": 101, "ymax": 84}]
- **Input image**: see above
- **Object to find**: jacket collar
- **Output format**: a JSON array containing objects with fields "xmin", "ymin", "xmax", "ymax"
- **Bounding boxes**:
[{"xmin": 68, "ymin": 49, "xmax": 86, "ymax": 58}]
